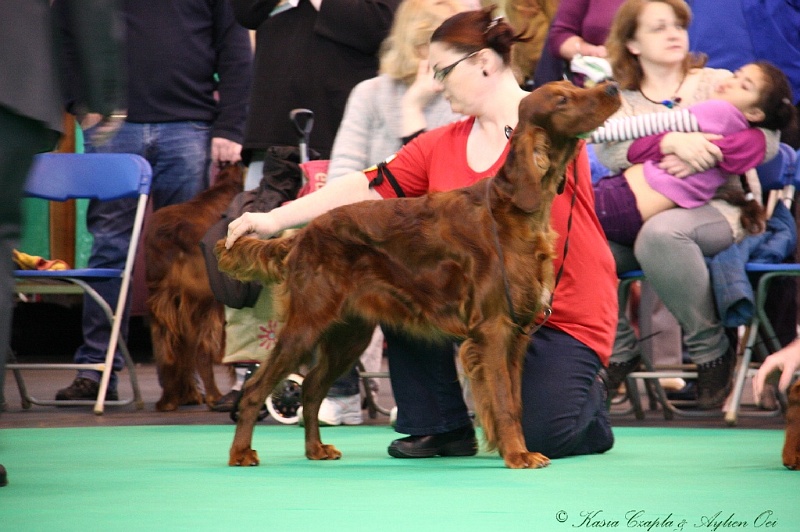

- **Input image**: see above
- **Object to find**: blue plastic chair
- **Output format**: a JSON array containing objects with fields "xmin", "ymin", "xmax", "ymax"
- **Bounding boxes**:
[{"xmin": 8, "ymin": 153, "xmax": 151, "ymax": 414}]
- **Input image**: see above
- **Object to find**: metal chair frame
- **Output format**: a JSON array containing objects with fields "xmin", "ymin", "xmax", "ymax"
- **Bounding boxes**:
[{"xmin": 7, "ymin": 153, "xmax": 151, "ymax": 414}]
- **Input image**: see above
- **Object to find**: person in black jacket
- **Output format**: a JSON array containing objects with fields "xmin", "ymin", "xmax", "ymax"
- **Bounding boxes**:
[{"xmin": 53, "ymin": 0, "xmax": 253, "ymax": 402}]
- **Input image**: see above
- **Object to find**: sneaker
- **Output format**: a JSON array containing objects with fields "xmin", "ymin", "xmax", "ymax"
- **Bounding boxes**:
[
  {"xmin": 210, "ymin": 389, "xmax": 239, "ymax": 412},
  {"xmin": 696, "ymin": 350, "xmax": 735, "ymax": 409},
  {"xmin": 605, "ymin": 356, "xmax": 641, "ymax": 400},
  {"xmin": 55, "ymin": 377, "xmax": 118, "ymax": 402},
  {"xmin": 298, "ymin": 394, "xmax": 363, "ymax": 426}
]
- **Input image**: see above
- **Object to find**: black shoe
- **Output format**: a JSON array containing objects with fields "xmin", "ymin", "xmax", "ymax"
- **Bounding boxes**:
[
  {"xmin": 0, "ymin": 464, "xmax": 7, "ymax": 487},
  {"xmin": 55, "ymin": 377, "xmax": 118, "ymax": 402},
  {"xmin": 605, "ymin": 356, "xmax": 641, "ymax": 399},
  {"xmin": 210, "ymin": 390, "xmax": 239, "ymax": 412},
  {"xmin": 696, "ymin": 349, "xmax": 735, "ymax": 410},
  {"xmin": 388, "ymin": 425, "xmax": 478, "ymax": 458}
]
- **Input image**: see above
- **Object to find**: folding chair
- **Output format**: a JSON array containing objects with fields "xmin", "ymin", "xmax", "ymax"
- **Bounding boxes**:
[
  {"xmin": 725, "ymin": 144, "xmax": 800, "ymax": 425},
  {"xmin": 615, "ymin": 143, "xmax": 800, "ymax": 421},
  {"xmin": 7, "ymin": 152, "xmax": 151, "ymax": 414}
]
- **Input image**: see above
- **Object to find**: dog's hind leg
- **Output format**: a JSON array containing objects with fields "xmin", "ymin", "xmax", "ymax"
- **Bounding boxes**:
[
  {"xmin": 151, "ymin": 315, "xmax": 203, "ymax": 412},
  {"xmin": 302, "ymin": 317, "xmax": 375, "ymax": 461},
  {"xmin": 459, "ymin": 324, "xmax": 549, "ymax": 469},
  {"xmin": 193, "ymin": 302, "xmax": 225, "ymax": 408},
  {"xmin": 229, "ymin": 315, "xmax": 322, "ymax": 466}
]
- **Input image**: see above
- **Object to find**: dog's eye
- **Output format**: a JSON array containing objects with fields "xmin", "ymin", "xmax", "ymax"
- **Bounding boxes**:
[{"xmin": 557, "ymin": 96, "xmax": 568, "ymax": 106}]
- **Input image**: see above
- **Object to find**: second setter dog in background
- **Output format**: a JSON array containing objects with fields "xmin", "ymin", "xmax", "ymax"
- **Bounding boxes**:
[
  {"xmin": 145, "ymin": 162, "xmax": 245, "ymax": 411},
  {"xmin": 215, "ymin": 81, "xmax": 621, "ymax": 469}
]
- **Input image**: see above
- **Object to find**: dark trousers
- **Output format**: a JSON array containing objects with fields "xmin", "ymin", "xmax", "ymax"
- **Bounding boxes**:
[
  {"xmin": 0, "ymin": 106, "xmax": 59, "ymax": 410},
  {"xmin": 388, "ymin": 325, "xmax": 614, "ymax": 459}
]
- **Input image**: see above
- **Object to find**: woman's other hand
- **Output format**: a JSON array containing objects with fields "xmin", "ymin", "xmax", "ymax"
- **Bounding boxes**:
[{"xmin": 661, "ymin": 132, "xmax": 723, "ymax": 172}]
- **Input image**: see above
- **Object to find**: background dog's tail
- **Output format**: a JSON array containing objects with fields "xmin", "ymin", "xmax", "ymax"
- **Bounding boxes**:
[{"xmin": 214, "ymin": 236, "xmax": 291, "ymax": 285}]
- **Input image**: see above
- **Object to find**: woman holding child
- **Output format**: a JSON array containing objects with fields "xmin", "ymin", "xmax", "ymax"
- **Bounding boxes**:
[{"xmin": 593, "ymin": 0, "xmax": 783, "ymax": 409}]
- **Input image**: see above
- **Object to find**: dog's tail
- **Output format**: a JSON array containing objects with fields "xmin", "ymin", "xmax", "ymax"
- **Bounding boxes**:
[{"xmin": 214, "ymin": 236, "xmax": 292, "ymax": 285}]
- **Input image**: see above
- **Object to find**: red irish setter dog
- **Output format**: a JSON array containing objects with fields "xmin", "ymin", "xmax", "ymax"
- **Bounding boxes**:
[
  {"xmin": 145, "ymin": 163, "xmax": 244, "ymax": 411},
  {"xmin": 785, "ymin": 381, "xmax": 800, "ymax": 469},
  {"xmin": 215, "ymin": 81, "xmax": 620, "ymax": 468}
]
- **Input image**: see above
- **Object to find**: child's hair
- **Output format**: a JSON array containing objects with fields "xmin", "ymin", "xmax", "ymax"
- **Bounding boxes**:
[
  {"xmin": 724, "ymin": 61, "xmax": 798, "ymax": 235},
  {"xmin": 750, "ymin": 61, "xmax": 798, "ymax": 140}
]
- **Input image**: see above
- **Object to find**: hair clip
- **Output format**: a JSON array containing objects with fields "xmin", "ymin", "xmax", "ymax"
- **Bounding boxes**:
[
  {"xmin": 484, "ymin": 17, "xmax": 502, "ymax": 34},
  {"xmin": 782, "ymin": 97, "xmax": 792, "ymax": 106}
]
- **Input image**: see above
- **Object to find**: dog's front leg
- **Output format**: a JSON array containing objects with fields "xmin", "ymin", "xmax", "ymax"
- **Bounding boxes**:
[
  {"xmin": 459, "ymin": 329, "xmax": 549, "ymax": 469},
  {"xmin": 783, "ymin": 381, "xmax": 800, "ymax": 470},
  {"xmin": 300, "ymin": 364, "xmax": 342, "ymax": 461},
  {"xmin": 301, "ymin": 324, "xmax": 374, "ymax": 460}
]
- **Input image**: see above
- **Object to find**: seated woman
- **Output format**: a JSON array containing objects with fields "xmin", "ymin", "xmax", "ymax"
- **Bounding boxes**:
[
  {"xmin": 592, "ymin": 61, "xmax": 797, "ymax": 246},
  {"xmin": 592, "ymin": 0, "xmax": 780, "ymax": 410}
]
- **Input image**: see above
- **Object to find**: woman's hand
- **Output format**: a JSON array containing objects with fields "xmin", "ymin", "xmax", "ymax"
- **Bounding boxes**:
[
  {"xmin": 225, "ymin": 211, "xmax": 278, "ymax": 249},
  {"xmin": 660, "ymin": 132, "xmax": 723, "ymax": 173},
  {"xmin": 400, "ymin": 59, "xmax": 442, "ymax": 137},
  {"xmin": 212, "ymin": 137, "xmax": 242, "ymax": 165},
  {"xmin": 753, "ymin": 340, "xmax": 800, "ymax": 401},
  {"xmin": 404, "ymin": 59, "xmax": 441, "ymax": 110}
]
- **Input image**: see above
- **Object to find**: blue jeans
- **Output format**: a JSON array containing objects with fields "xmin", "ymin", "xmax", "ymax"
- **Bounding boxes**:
[
  {"xmin": 74, "ymin": 121, "xmax": 211, "ymax": 387},
  {"xmin": 388, "ymin": 326, "xmax": 614, "ymax": 459}
]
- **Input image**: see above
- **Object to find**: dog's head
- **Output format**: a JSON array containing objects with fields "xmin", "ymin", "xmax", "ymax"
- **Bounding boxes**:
[{"xmin": 496, "ymin": 81, "xmax": 620, "ymax": 213}]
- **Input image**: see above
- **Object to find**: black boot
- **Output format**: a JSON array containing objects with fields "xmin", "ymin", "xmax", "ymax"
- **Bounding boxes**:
[
  {"xmin": 696, "ymin": 349, "xmax": 735, "ymax": 409},
  {"xmin": 605, "ymin": 356, "xmax": 642, "ymax": 400}
]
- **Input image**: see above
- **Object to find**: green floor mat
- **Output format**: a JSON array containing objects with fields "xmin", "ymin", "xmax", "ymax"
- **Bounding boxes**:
[{"xmin": 1, "ymin": 425, "xmax": 796, "ymax": 531}]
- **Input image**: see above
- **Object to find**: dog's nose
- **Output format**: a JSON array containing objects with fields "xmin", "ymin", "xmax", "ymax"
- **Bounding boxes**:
[{"xmin": 604, "ymin": 83, "xmax": 619, "ymax": 97}]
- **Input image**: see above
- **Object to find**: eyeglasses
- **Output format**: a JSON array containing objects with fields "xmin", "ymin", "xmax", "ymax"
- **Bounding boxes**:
[{"xmin": 433, "ymin": 51, "xmax": 479, "ymax": 82}]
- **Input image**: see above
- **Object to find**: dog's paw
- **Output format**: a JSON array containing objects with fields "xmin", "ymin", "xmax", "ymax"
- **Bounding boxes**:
[
  {"xmin": 306, "ymin": 443, "xmax": 342, "ymax": 461},
  {"xmin": 155, "ymin": 398, "xmax": 178, "ymax": 412},
  {"xmin": 229, "ymin": 447, "xmax": 260, "ymax": 466},
  {"xmin": 784, "ymin": 447, "xmax": 800, "ymax": 470},
  {"xmin": 503, "ymin": 451, "xmax": 550, "ymax": 469}
]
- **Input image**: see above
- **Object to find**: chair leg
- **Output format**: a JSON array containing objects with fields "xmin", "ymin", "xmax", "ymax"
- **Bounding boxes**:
[{"xmin": 725, "ymin": 324, "xmax": 757, "ymax": 426}]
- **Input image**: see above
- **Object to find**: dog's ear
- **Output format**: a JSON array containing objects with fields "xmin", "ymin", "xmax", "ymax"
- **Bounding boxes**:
[{"xmin": 507, "ymin": 126, "xmax": 550, "ymax": 213}]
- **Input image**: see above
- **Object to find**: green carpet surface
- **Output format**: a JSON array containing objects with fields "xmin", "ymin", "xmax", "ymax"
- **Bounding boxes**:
[{"xmin": 1, "ymin": 425, "xmax": 797, "ymax": 531}]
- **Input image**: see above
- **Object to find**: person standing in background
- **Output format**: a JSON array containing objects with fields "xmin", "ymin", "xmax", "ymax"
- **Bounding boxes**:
[
  {"xmin": 231, "ymin": 0, "xmax": 402, "ymax": 189},
  {"xmin": 53, "ymin": 0, "xmax": 252, "ymax": 403}
]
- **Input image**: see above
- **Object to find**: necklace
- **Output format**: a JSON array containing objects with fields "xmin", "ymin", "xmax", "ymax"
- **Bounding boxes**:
[{"xmin": 640, "ymin": 73, "xmax": 686, "ymax": 109}]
